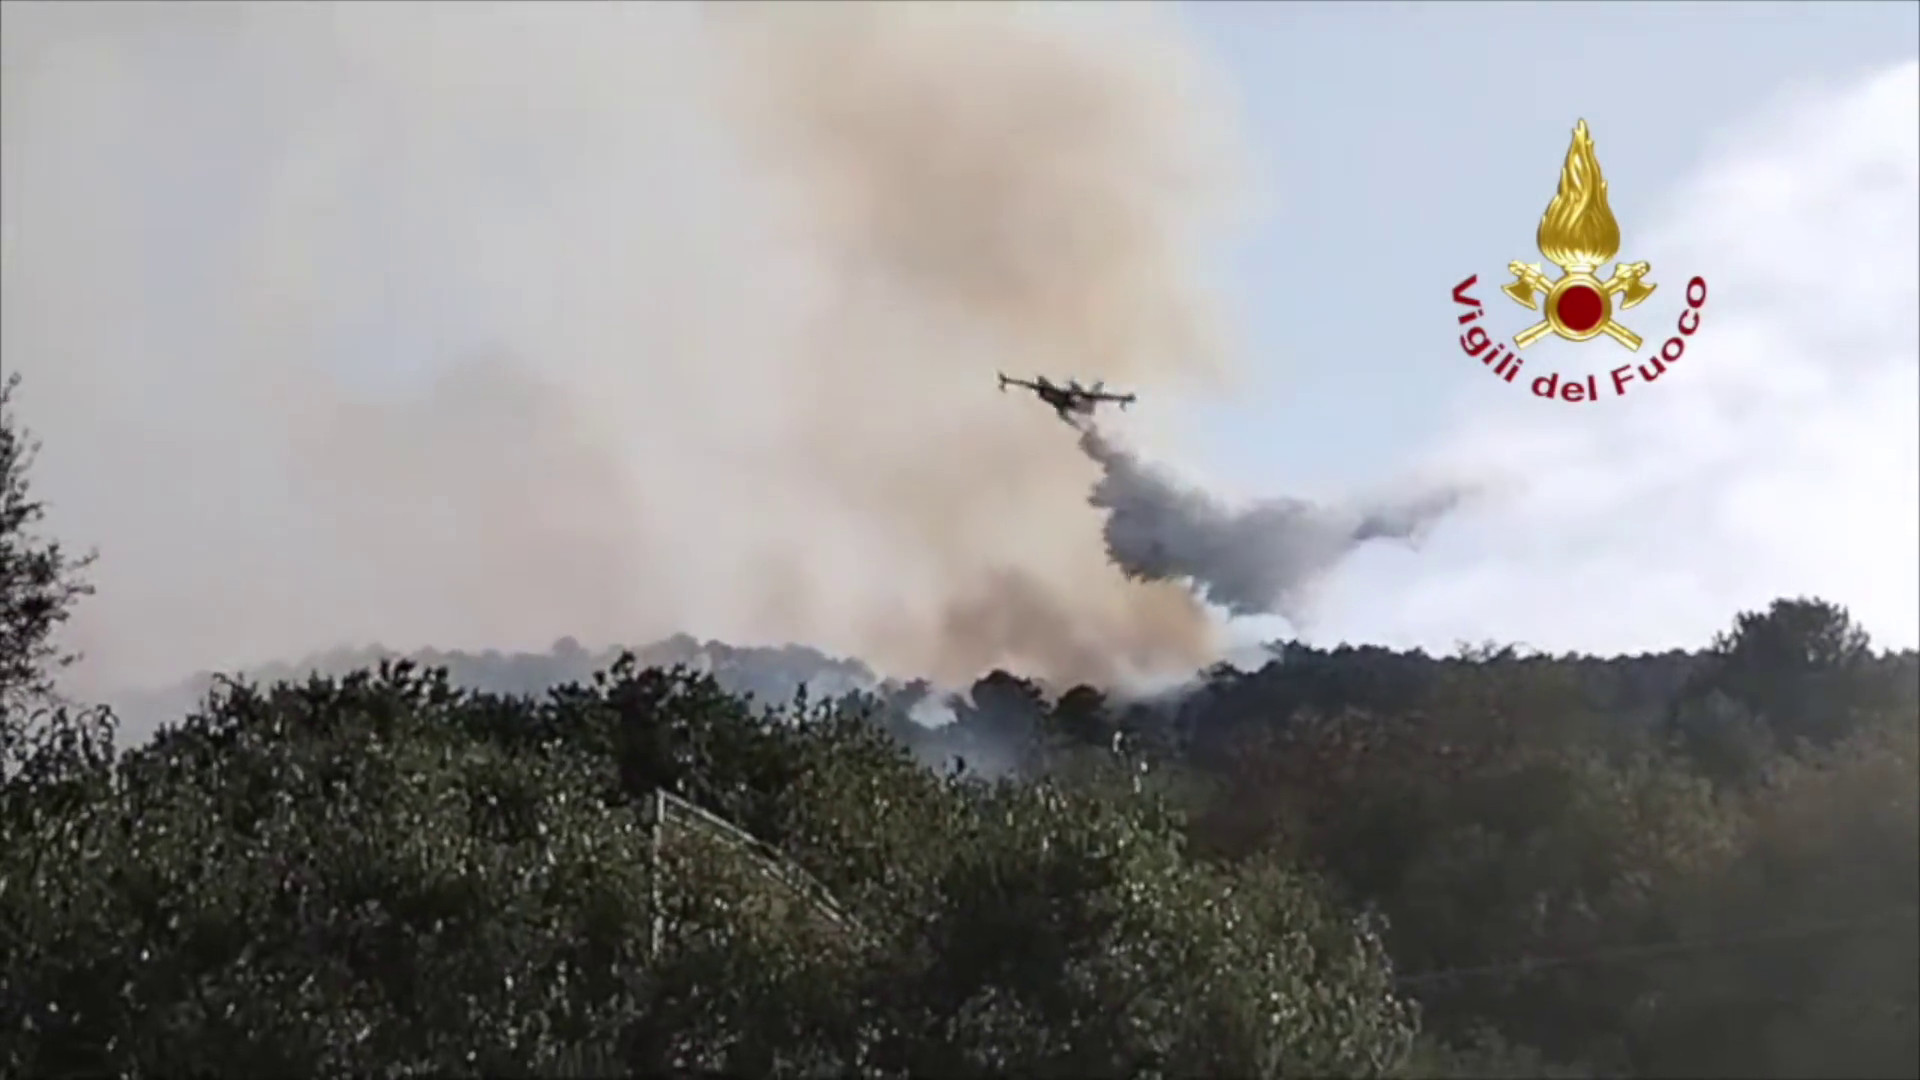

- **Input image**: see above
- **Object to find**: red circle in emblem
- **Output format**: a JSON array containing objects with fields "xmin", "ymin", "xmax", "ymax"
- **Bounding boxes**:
[{"xmin": 1555, "ymin": 284, "xmax": 1605, "ymax": 333}]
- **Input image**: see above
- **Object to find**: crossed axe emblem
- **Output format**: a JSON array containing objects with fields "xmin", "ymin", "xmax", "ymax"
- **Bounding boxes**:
[{"xmin": 1501, "ymin": 260, "xmax": 1657, "ymax": 351}]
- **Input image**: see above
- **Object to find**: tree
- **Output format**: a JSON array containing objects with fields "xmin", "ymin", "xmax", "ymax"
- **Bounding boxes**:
[
  {"xmin": 0, "ymin": 373, "xmax": 113, "ymax": 788},
  {"xmin": 1671, "ymin": 598, "xmax": 1884, "ymax": 775},
  {"xmin": 0, "ymin": 372, "xmax": 93, "ymax": 715}
]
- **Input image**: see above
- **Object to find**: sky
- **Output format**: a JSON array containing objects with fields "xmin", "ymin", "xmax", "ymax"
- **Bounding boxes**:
[
  {"xmin": 1177, "ymin": 0, "xmax": 1918, "ymax": 487},
  {"xmin": 1, "ymin": 1, "xmax": 1915, "ymax": 701},
  {"xmin": 1173, "ymin": 0, "xmax": 1920, "ymax": 654}
]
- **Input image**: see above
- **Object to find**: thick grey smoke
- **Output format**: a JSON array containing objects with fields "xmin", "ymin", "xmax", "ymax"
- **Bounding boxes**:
[
  {"xmin": 3, "ymin": 2, "xmax": 1472, "ymax": 711},
  {"xmin": 2, "ymin": 1, "xmax": 1248, "ymax": 699},
  {"xmin": 1080, "ymin": 426, "xmax": 1471, "ymax": 620}
]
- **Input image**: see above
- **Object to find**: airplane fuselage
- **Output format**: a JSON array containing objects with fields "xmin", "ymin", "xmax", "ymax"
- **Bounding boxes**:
[{"xmin": 1036, "ymin": 386, "xmax": 1082, "ymax": 414}]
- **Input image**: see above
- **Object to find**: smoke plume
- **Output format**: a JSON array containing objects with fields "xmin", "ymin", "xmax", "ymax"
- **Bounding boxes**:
[
  {"xmin": 2, "ymin": 2, "xmax": 1460, "ymax": 704},
  {"xmin": 1081, "ymin": 426, "xmax": 1471, "ymax": 621}
]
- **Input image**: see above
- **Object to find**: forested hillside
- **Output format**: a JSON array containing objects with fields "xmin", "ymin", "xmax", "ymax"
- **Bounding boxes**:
[
  {"xmin": 107, "ymin": 635, "xmax": 886, "ymax": 743},
  {"xmin": 4, "ymin": 374, "xmax": 1917, "ymax": 1077}
]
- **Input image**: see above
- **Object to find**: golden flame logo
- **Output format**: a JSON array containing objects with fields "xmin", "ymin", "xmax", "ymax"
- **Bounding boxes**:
[
  {"xmin": 1536, "ymin": 119, "xmax": 1620, "ymax": 272},
  {"xmin": 1500, "ymin": 120, "xmax": 1655, "ymax": 351}
]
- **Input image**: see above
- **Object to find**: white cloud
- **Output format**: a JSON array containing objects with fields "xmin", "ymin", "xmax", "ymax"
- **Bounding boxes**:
[{"xmin": 1322, "ymin": 61, "xmax": 1920, "ymax": 655}]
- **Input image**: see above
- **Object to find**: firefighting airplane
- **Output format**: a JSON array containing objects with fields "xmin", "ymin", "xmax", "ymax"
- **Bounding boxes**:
[{"xmin": 996, "ymin": 372, "xmax": 1137, "ymax": 424}]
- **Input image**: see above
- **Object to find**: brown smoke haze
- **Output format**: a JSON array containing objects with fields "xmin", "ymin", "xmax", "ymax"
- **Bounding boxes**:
[{"xmin": 2, "ymin": 1, "xmax": 1251, "ymax": 694}]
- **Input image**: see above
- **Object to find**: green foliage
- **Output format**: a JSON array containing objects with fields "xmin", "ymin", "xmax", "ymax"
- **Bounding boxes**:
[
  {"xmin": 1674, "ymin": 598, "xmax": 1893, "ymax": 762},
  {"xmin": 1, "ymin": 662, "xmax": 1419, "ymax": 1078},
  {"xmin": 883, "ymin": 777, "xmax": 1414, "ymax": 1077},
  {"xmin": 0, "ymin": 373, "xmax": 112, "ymax": 793},
  {"xmin": 0, "ymin": 373, "xmax": 93, "ymax": 716},
  {"xmin": 1, "ymin": 377, "xmax": 1912, "ymax": 1077},
  {"xmin": 8, "ymin": 602, "xmax": 1911, "ymax": 1078},
  {"xmin": 1633, "ymin": 712, "xmax": 1920, "ymax": 1079},
  {"xmin": 6, "ymin": 671, "xmax": 655, "ymax": 1076}
]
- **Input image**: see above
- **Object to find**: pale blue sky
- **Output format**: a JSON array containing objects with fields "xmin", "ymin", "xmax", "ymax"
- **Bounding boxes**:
[{"xmin": 1173, "ymin": 0, "xmax": 1919, "ymax": 496}]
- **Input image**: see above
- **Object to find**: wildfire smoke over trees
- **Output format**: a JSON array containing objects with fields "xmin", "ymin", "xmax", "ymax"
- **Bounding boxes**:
[{"xmin": 3, "ymin": 377, "xmax": 1916, "ymax": 1077}]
